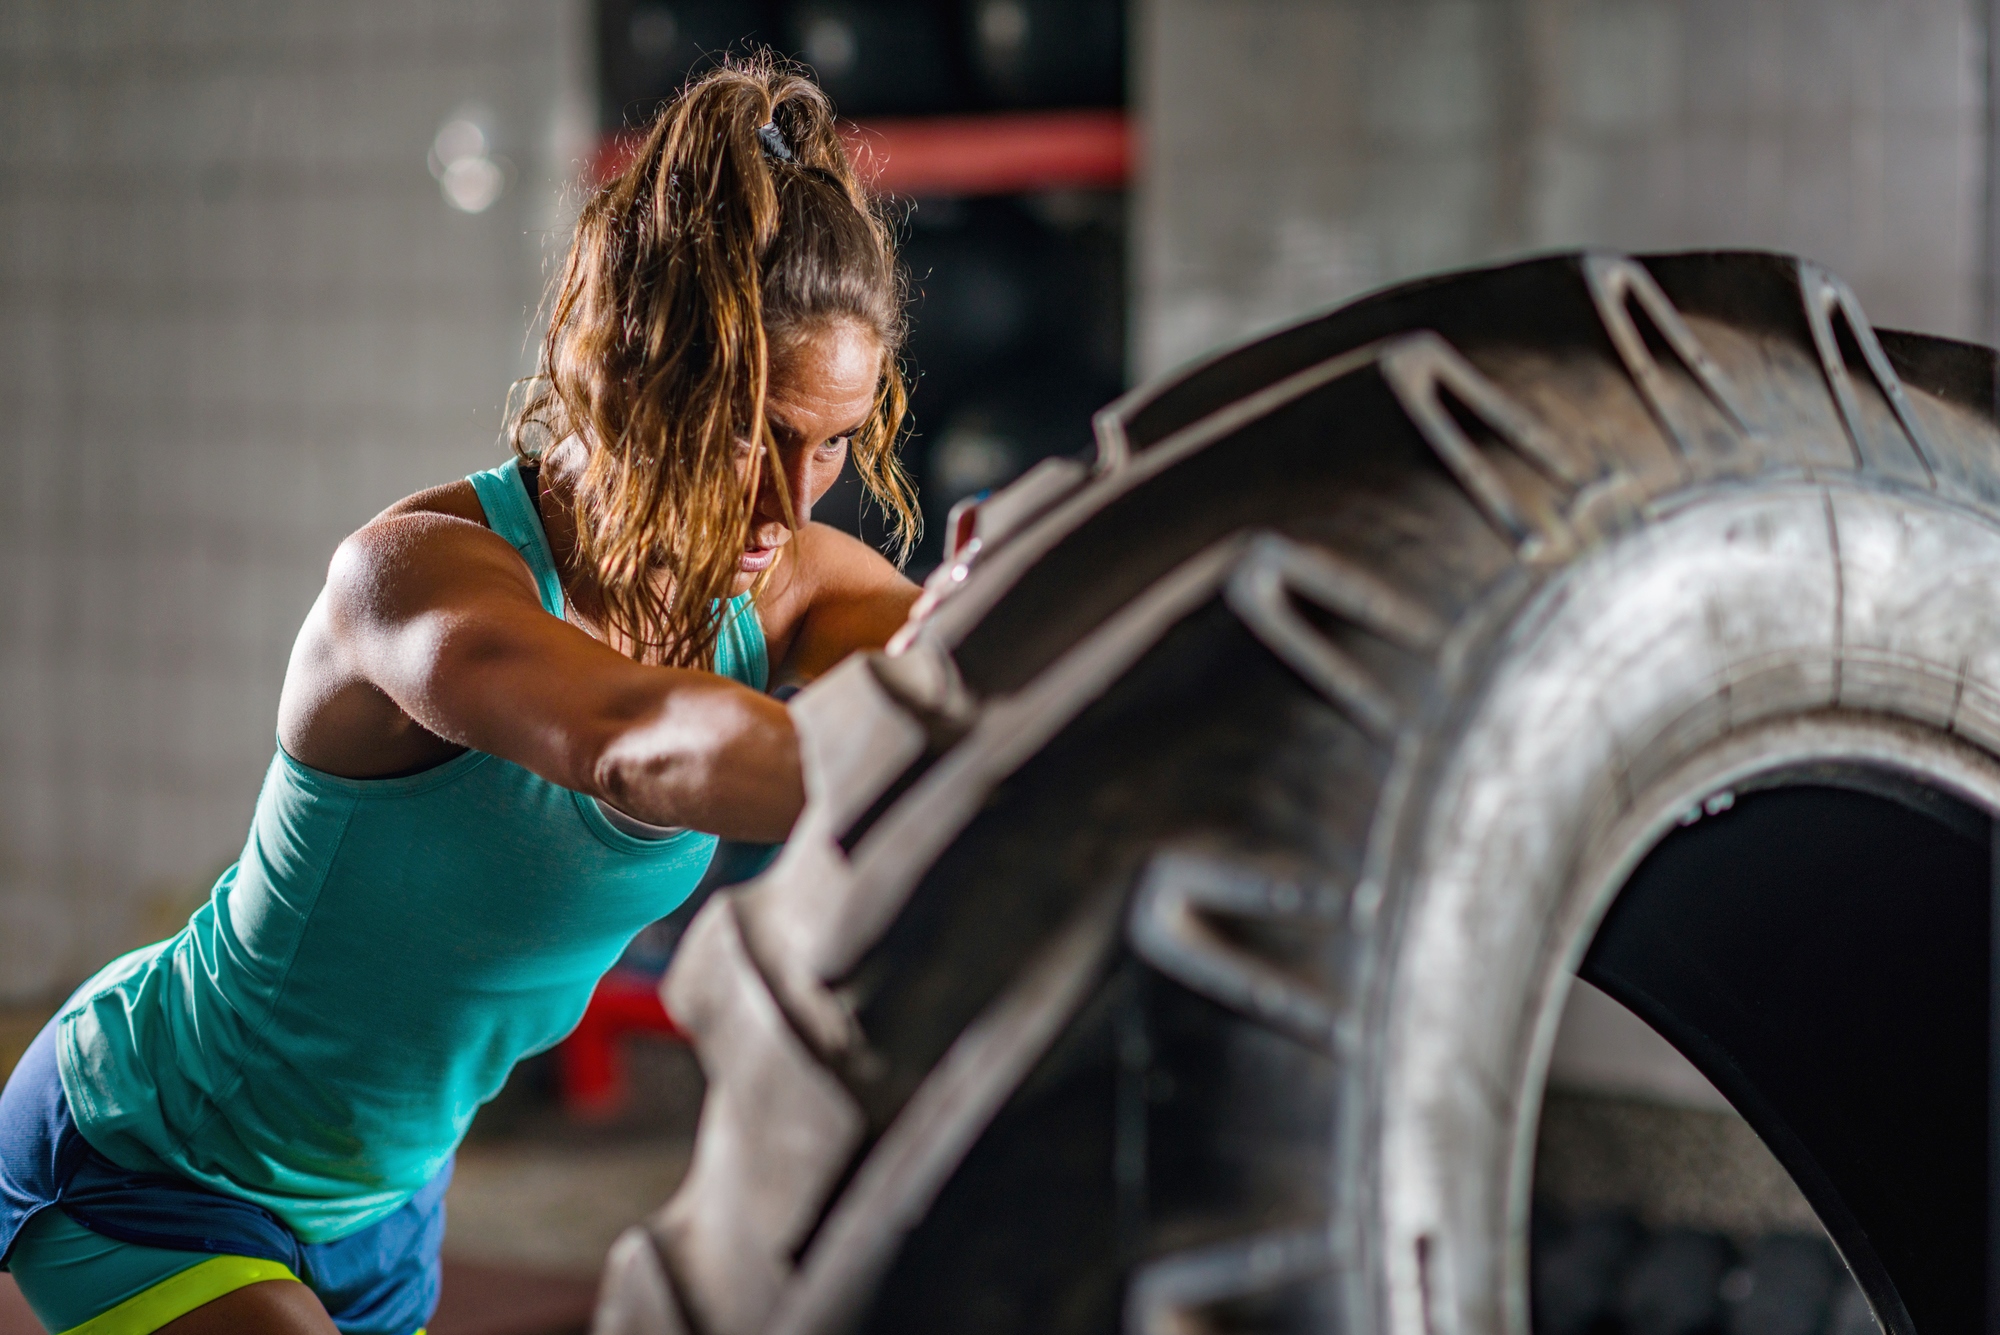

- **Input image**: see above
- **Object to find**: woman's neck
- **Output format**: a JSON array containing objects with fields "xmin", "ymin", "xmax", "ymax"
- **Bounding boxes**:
[
  {"xmin": 529, "ymin": 438, "xmax": 610, "ymax": 637},
  {"xmin": 534, "ymin": 437, "xmax": 763, "ymax": 659},
  {"xmin": 533, "ymin": 438, "xmax": 702, "ymax": 653}
]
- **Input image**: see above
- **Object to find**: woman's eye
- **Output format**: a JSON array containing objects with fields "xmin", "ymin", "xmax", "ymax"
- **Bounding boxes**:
[{"xmin": 818, "ymin": 436, "xmax": 851, "ymax": 458}]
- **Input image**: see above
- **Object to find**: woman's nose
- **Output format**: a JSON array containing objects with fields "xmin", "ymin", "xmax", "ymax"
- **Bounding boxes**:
[{"xmin": 756, "ymin": 444, "xmax": 814, "ymax": 527}]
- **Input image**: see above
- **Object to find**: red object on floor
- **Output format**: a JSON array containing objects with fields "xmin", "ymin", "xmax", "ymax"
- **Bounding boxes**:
[
  {"xmin": 557, "ymin": 969, "xmax": 686, "ymax": 1117},
  {"xmin": 590, "ymin": 109, "xmax": 1133, "ymax": 197},
  {"xmin": 1, "ymin": 1263, "xmax": 596, "ymax": 1335}
]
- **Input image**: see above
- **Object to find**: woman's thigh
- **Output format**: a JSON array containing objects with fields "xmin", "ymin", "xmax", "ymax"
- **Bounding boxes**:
[
  {"xmin": 156, "ymin": 1278, "xmax": 337, "ymax": 1335},
  {"xmin": 7, "ymin": 1206, "xmax": 330, "ymax": 1335}
]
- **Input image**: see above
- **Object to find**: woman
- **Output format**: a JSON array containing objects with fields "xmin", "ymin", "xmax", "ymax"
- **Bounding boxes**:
[{"xmin": 0, "ymin": 59, "xmax": 919, "ymax": 1334}]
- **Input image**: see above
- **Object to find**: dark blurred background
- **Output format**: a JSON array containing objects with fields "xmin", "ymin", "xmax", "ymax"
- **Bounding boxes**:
[{"xmin": 595, "ymin": 0, "xmax": 1130, "ymax": 572}]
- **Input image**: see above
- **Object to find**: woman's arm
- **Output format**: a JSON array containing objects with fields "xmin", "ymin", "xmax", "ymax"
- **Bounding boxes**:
[{"xmin": 285, "ymin": 510, "xmax": 805, "ymax": 842}]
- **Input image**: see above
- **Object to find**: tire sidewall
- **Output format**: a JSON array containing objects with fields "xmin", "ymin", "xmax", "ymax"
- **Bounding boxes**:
[{"xmin": 1374, "ymin": 475, "xmax": 2000, "ymax": 1335}]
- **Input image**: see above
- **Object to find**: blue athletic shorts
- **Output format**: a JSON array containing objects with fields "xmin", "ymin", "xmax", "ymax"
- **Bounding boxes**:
[{"xmin": 0, "ymin": 1018, "xmax": 446, "ymax": 1334}]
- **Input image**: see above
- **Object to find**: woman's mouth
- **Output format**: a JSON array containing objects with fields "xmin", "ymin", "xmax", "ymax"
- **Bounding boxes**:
[{"xmin": 739, "ymin": 544, "xmax": 778, "ymax": 573}]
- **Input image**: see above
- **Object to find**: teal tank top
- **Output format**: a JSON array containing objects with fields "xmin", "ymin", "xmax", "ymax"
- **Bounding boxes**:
[{"xmin": 55, "ymin": 458, "xmax": 766, "ymax": 1243}]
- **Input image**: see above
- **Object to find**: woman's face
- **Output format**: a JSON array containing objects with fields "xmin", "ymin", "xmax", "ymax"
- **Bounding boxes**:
[{"xmin": 737, "ymin": 318, "xmax": 881, "ymax": 591}]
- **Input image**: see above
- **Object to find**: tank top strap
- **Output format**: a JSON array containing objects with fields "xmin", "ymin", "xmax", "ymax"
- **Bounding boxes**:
[
  {"xmin": 467, "ymin": 458, "xmax": 565, "ymax": 619},
  {"xmin": 715, "ymin": 593, "xmax": 770, "ymax": 692}
]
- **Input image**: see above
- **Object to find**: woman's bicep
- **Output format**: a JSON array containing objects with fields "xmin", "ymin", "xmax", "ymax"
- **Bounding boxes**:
[
  {"xmin": 320, "ymin": 516, "xmax": 639, "ymax": 788},
  {"xmin": 309, "ymin": 513, "xmax": 803, "ymax": 833},
  {"xmin": 415, "ymin": 599, "xmax": 797, "ymax": 832},
  {"xmin": 403, "ymin": 604, "xmax": 630, "ymax": 781}
]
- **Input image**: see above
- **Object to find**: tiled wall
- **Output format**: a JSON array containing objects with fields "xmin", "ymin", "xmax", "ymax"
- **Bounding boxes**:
[
  {"xmin": 0, "ymin": 2, "xmax": 589, "ymax": 1003},
  {"xmin": 1137, "ymin": 0, "xmax": 1984, "ymax": 377}
]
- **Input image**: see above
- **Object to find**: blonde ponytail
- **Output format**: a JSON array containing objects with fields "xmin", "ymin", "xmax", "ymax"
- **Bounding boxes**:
[{"xmin": 514, "ymin": 53, "xmax": 916, "ymax": 669}]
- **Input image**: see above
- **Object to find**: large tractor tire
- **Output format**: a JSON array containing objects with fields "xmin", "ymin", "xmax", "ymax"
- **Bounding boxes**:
[{"xmin": 593, "ymin": 251, "xmax": 2000, "ymax": 1335}]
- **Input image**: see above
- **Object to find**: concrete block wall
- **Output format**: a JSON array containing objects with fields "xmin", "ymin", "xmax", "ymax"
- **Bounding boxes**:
[
  {"xmin": 1137, "ymin": 0, "xmax": 1984, "ymax": 378},
  {"xmin": 0, "ymin": 2, "xmax": 589, "ymax": 1003}
]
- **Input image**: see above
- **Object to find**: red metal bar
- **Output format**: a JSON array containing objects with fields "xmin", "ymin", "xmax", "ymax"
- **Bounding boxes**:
[
  {"xmin": 558, "ymin": 969, "xmax": 687, "ymax": 1118},
  {"xmin": 843, "ymin": 109, "xmax": 1131, "ymax": 196},
  {"xmin": 590, "ymin": 109, "xmax": 1132, "ymax": 197}
]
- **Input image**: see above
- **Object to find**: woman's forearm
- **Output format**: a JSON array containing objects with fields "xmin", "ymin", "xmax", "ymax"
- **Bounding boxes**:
[{"xmin": 589, "ymin": 681, "xmax": 804, "ymax": 842}]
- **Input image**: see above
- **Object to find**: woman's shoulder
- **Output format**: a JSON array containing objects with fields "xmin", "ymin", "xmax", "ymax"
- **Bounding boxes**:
[
  {"xmin": 324, "ymin": 479, "xmax": 508, "ymax": 605},
  {"xmin": 373, "ymin": 477, "xmax": 488, "ymax": 529},
  {"xmin": 789, "ymin": 521, "xmax": 906, "ymax": 586},
  {"xmin": 759, "ymin": 522, "xmax": 887, "ymax": 622},
  {"xmin": 758, "ymin": 523, "xmax": 920, "ymax": 681}
]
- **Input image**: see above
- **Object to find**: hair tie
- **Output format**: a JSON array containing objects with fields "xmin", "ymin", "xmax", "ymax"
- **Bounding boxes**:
[{"xmin": 756, "ymin": 121, "xmax": 793, "ymax": 163}]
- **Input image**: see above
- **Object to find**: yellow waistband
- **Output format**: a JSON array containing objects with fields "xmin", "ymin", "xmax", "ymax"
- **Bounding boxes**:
[{"xmin": 58, "ymin": 1255, "xmax": 298, "ymax": 1335}]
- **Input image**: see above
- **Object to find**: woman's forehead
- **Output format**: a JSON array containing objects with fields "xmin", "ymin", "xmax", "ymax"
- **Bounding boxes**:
[{"xmin": 770, "ymin": 321, "xmax": 880, "ymax": 425}]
